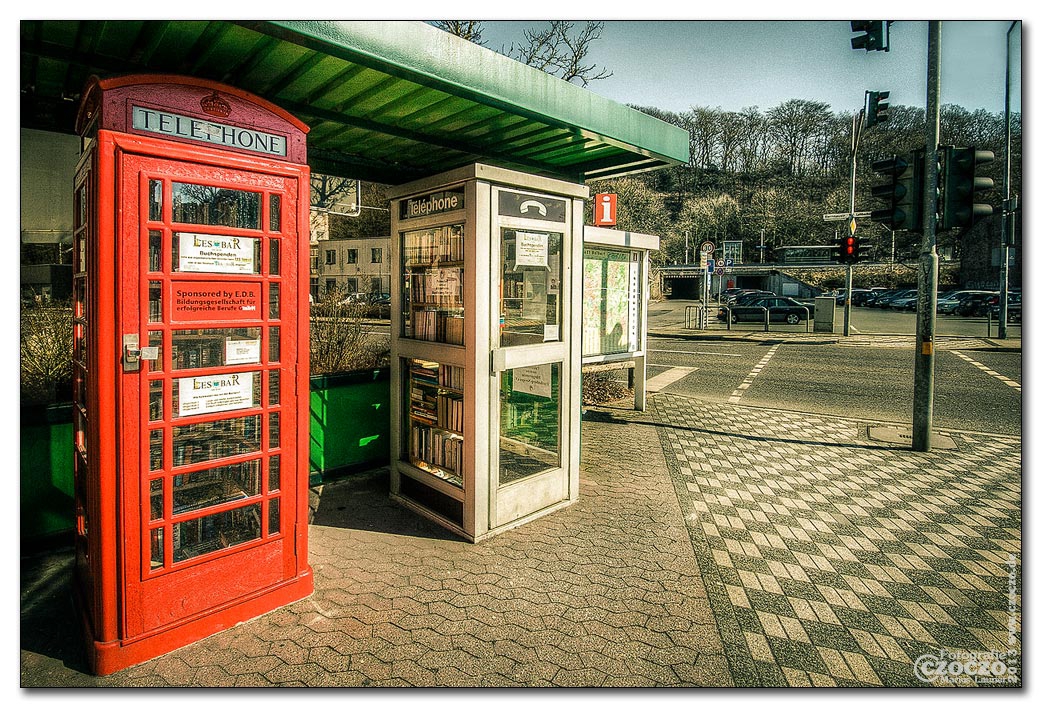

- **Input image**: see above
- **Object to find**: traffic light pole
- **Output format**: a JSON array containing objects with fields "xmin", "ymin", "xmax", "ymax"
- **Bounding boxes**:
[
  {"xmin": 845, "ymin": 110, "xmax": 864, "ymax": 337},
  {"xmin": 913, "ymin": 21, "xmax": 942, "ymax": 452},
  {"xmin": 999, "ymin": 21, "xmax": 1019, "ymax": 340}
]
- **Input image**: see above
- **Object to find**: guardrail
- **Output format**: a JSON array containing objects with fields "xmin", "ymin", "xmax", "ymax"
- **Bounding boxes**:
[
  {"xmin": 684, "ymin": 305, "xmax": 706, "ymax": 329},
  {"xmin": 719, "ymin": 305, "xmax": 812, "ymax": 333}
]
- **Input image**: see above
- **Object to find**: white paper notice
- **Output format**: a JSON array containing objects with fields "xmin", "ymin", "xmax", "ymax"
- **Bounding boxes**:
[
  {"xmin": 178, "ymin": 232, "xmax": 256, "ymax": 274},
  {"xmin": 512, "ymin": 364, "xmax": 553, "ymax": 399},
  {"xmin": 515, "ymin": 232, "xmax": 549, "ymax": 268},
  {"xmin": 225, "ymin": 338, "xmax": 261, "ymax": 365},
  {"xmin": 178, "ymin": 373, "xmax": 254, "ymax": 417}
]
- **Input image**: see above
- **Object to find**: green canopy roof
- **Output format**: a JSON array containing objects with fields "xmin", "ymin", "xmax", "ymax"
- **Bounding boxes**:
[{"xmin": 21, "ymin": 20, "xmax": 689, "ymax": 184}]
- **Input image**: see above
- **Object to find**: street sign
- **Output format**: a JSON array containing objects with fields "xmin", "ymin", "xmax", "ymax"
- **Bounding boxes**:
[
  {"xmin": 725, "ymin": 258, "xmax": 734, "ymax": 267},
  {"xmin": 701, "ymin": 241, "xmax": 715, "ymax": 254},
  {"xmin": 824, "ymin": 211, "xmax": 872, "ymax": 222},
  {"xmin": 706, "ymin": 258, "xmax": 715, "ymax": 274},
  {"xmin": 848, "ymin": 216, "xmax": 858, "ymax": 235}
]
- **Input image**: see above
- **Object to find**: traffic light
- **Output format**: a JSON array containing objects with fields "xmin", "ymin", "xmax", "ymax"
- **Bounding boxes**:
[
  {"xmin": 839, "ymin": 235, "xmax": 860, "ymax": 264},
  {"xmin": 939, "ymin": 146, "xmax": 995, "ymax": 230},
  {"xmin": 851, "ymin": 21, "xmax": 890, "ymax": 52},
  {"xmin": 830, "ymin": 238, "xmax": 844, "ymax": 263},
  {"xmin": 866, "ymin": 90, "xmax": 890, "ymax": 127},
  {"xmin": 870, "ymin": 150, "xmax": 924, "ymax": 233}
]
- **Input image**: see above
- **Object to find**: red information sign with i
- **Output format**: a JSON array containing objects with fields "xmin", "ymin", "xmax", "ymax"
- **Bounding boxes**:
[{"xmin": 594, "ymin": 192, "xmax": 617, "ymax": 226}]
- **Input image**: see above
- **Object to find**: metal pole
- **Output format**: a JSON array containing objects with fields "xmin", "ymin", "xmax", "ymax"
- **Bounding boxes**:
[
  {"xmin": 913, "ymin": 21, "xmax": 942, "ymax": 452},
  {"xmin": 998, "ymin": 21, "xmax": 1018, "ymax": 339},
  {"xmin": 844, "ymin": 264, "xmax": 853, "ymax": 336},
  {"xmin": 844, "ymin": 107, "xmax": 863, "ymax": 337}
]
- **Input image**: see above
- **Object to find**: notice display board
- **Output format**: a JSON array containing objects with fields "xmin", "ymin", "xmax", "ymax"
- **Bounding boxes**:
[{"xmin": 582, "ymin": 247, "xmax": 641, "ymax": 357}]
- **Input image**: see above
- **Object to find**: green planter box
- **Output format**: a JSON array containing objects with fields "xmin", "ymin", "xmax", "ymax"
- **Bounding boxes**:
[
  {"xmin": 20, "ymin": 368, "xmax": 392, "ymax": 543},
  {"xmin": 20, "ymin": 402, "xmax": 75, "ymax": 543},
  {"xmin": 309, "ymin": 368, "xmax": 391, "ymax": 485}
]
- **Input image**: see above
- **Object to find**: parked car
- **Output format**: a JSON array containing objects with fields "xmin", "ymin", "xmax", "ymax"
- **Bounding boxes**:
[
  {"xmin": 937, "ymin": 290, "xmax": 994, "ymax": 315},
  {"xmin": 989, "ymin": 293, "xmax": 1022, "ymax": 323},
  {"xmin": 718, "ymin": 296, "xmax": 815, "ymax": 324},
  {"xmin": 718, "ymin": 287, "xmax": 747, "ymax": 301},
  {"xmin": 721, "ymin": 288, "xmax": 774, "ymax": 304},
  {"xmin": 851, "ymin": 288, "xmax": 887, "ymax": 306},
  {"xmin": 837, "ymin": 288, "xmax": 870, "ymax": 306},
  {"xmin": 864, "ymin": 289, "xmax": 898, "ymax": 307},
  {"xmin": 862, "ymin": 289, "xmax": 894, "ymax": 307},
  {"xmin": 955, "ymin": 292, "xmax": 1000, "ymax": 317},
  {"xmin": 887, "ymin": 291, "xmax": 919, "ymax": 311},
  {"xmin": 872, "ymin": 289, "xmax": 915, "ymax": 309}
]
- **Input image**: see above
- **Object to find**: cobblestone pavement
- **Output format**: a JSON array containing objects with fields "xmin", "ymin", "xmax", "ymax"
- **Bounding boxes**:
[
  {"xmin": 651, "ymin": 393, "xmax": 1022, "ymax": 688},
  {"xmin": 20, "ymin": 401, "xmax": 728, "ymax": 687},
  {"xmin": 20, "ymin": 388, "xmax": 1021, "ymax": 688}
]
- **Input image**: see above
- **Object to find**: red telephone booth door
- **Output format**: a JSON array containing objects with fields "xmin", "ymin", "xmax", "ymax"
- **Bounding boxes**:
[{"xmin": 113, "ymin": 142, "xmax": 310, "ymax": 645}]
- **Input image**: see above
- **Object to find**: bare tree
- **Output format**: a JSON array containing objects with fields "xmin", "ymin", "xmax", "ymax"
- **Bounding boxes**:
[
  {"xmin": 435, "ymin": 20, "xmax": 613, "ymax": 86},
  {"xmin": 431, "ymin": 21, "xmax": 486, "ymax": 45}
]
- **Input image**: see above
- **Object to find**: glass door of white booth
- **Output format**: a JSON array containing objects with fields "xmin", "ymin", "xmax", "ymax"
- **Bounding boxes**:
[{"xmin": 488, "ymin": 186, "xmax": 577, "ymax": 528}]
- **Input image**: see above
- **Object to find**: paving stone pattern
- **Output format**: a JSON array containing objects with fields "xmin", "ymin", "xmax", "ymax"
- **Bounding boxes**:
[
  {"xmin": 20, "ymin": 403, "xmax": 728, "ymax": 687},
  {"xmin": 652, "ymin": 393, "xmax": 1022, "ymax": 688},
  {"xmin": 19, "ymin": 382, "xmax": 1021, "ymax": 688}
]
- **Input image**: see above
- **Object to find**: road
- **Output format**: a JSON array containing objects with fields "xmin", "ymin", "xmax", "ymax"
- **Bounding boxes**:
[{"xmin": 641, "ymin": 299, "xmax": 1021, "ymax": 436}]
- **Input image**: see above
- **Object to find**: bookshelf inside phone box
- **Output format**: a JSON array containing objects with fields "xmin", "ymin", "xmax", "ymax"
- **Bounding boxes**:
[{"xmin": 388, "ymin": 164, "xmax": 588, "ymax": 542}]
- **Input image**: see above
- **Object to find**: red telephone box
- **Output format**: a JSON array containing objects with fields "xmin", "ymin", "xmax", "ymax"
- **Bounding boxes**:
[{"xmin": 71, "ymin": 75, "xmax": 313, "ymax": 675}]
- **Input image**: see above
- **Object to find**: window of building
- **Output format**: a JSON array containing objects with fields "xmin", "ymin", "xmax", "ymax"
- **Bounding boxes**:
[
  {"xmin": 325, "ymin": 250, "xmax": 336, "ymax": 265},
  {"xmin": 325, "ymin": 279, "xmax": 337, "ymax": 293},
  {"xmin": 346, "ymin": 278, "xmax": 358, "ymax": 294},
  {"xmin": 347, "ymin": 248, "xmax": 358, "ymax": 264},
  {"xmin": 371, "ymin": 247, "xmax": 383, "ymax": 264}
]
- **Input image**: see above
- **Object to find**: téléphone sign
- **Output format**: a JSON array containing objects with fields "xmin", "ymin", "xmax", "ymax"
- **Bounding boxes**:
[{"xmin": 399, "ymin": 188, "xmax": 465, "ymax": 220}]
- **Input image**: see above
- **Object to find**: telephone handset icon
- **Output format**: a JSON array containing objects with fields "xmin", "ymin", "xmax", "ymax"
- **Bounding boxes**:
[{"xmin": 519, "ymin": 200, "xmax": 547, "ymax": 216}]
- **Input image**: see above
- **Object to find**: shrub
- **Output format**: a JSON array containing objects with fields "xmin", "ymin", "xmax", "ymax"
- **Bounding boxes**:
[
  {"xmin": 581, "ymin": 369, "xmax": 632, "ymax": 405},
  {"xmin": 309, "ymin": 285, "xmax": 390, "ymax": 375},
  {"xmin": 20, "ymin": 303, "xmax": 73, "ymax": 406}
]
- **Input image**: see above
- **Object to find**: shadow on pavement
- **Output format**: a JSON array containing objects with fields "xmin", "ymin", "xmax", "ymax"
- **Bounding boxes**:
[
  {"xmin": 20, "ymin": 548, "xmax": 92, "ymax": 675},
  {"xmin": 583, "ymin": 403, "xmax": 900, "ymax": 452},
  {"xmin": 310, "ymin": 466, "xmax": 463, "ymax": 543}
]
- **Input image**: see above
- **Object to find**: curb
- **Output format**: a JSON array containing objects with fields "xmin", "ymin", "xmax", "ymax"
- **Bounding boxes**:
[{"xmin": 648, "ymin": 328, "xmax": 1021, "ymax": 351}]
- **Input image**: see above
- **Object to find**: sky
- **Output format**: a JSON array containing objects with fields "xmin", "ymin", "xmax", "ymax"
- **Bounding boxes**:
[{"xmin": 475, "ymin": 19, "xmax": 1022, "ymax": 117}]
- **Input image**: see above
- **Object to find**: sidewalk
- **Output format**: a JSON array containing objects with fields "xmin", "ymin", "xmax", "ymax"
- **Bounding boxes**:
[{"xmin": 20, "ymin": 394, "xmax": 1021, "ymax": 687}]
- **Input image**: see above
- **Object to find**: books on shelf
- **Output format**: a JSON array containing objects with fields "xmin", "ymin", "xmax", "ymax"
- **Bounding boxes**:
[
  {"xmin": 407, "ymin": 360, "xmax": 465, "ymax": 485},
  {"xmin": 409, "ymin": 425, "xmax": 464, "ymax": 478},
  {"xmin": 410, "ymin": 267, "xmax": 463, "ymax": 307},
  {"xmin": 413, "ymin": 310, "xmax": 464, "ymax": 344},
  {"xmin": 403, "ymin": 225, "xmax": 464, "ymax": 265}
]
